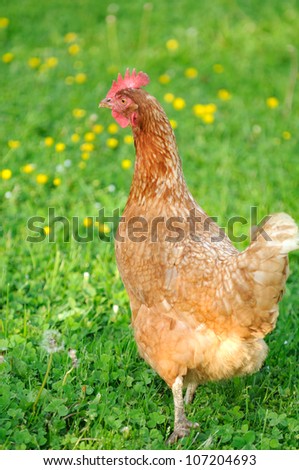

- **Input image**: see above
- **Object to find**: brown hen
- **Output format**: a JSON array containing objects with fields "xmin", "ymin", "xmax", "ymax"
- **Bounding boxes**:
[{"xmin": 100, "ymin": 69, "xmax": 298, "ymax": 444}]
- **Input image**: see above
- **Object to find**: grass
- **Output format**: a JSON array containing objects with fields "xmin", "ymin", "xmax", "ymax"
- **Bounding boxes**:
[{"xmin": 0, "ymin": 0, "xmax": 299, "ymax": 450}]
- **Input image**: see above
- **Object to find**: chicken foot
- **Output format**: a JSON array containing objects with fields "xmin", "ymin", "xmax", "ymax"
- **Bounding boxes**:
[{"xmin": 167, "ymin": 376, "xmax": 199, "ymax": 445}]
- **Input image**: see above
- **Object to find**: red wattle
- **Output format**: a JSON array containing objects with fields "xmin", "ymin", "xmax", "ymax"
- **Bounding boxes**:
[{"xmin": 112, "ymin": 110, "xmax": 130, "ymax": 128}]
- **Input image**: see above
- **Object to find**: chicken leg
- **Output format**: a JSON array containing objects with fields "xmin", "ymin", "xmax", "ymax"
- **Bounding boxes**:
[
  {"xmin": 167, "ymin": 376, "xmax": 199, "ymax": 445},
  {"xmin": 184, "ymin": 382, "xmax": 198, "ymax": 405}
]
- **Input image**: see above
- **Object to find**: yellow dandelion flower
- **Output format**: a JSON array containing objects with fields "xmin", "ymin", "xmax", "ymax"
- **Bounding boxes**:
[
  {"xmin": 46, "ymin": 57, "xmax": 58, "ymax": 68},
  {"xmin": 106, "ymin": 138, "xmax": 118, "ymax": 149},
  {"xmin": 55, "ymin": 142, "xmax": 66, "ymax": 152},
  {"xmin": 266, "ymin": 97, "xmax": 279, "ymax": 109},
  {"xmin": 205, "ymin": 103, "xmax": 217, "ymax": 114},
  {"xmin": 71, "ymin": 133, "xmax": 80, "ymax": 143},
  {"xmin": 83, "ymin": 217, "xmax": 93, "ymax": 228},
  {"xmin": 282, "ymin": 131, "xmax": 291, "ymax": 140},
  {"xmin": 173, "ymin": 97, "xmax": 186, "ymax": 110},
  {"xmin": 202, "ymin": 114, "xmax": 215, "ymax": 124},
  {"xmin": 95, "ymin": 222, "xmax": 111, "ymax": 234},
  {"xmin": 81, "ymin": 152, "xmax": 90, "ymax": 160},
  {"xmin": 108, "ymin": 123, "xmax": 119, "ymax": 134},
  {"xmin": 78, "ymin": 161, "xmax": 86, "ymax": 169},
  {"xmin": 64, "ymin": 32, "xmax": 77, "ymax": 43},
  {"xmin": 193, "ymin": 104, "xmax": 205, "ymax": 117},
  {"xmin": 1, "ymin": 169, "xmax": 12, "ymax": 180},
  {"xmin": 185, "ymin": 67, "xmax": 198, "ymax": 79},
  {"xmin": 43, "ymin": 226, "xmax": 51, "ymax": 235},
  {"xmin": 84, "ymin": 132, "xmax": 95, "ymax": 142},
  {"xmin": 22, "ymin": 163, "xmax": 35, "ymax": 174},
  {"xmin": 75, "ymin": 72, "xmax": 87, "ymax": 84},
  {"xmin": 121, "ymin": 159, "xmax": 132, "ymax": 170},
  {"xmin": 92, "ymin": 124, "xmax": 104, "ymax": 134},
  {"xmin": 124, "ymin": 135, "xmax": 133, "ymax": 144},
  {"xmin": 36, "ymin": 173, "xmax": 48, "ymax": 184},
  {"xmin": 213, "ymin": 64, "xmax": 224, "ymax": 74},
  {"xmin": 44, "ymin": 136, "xmax": 54, "ymax": 147},
  {"xmin": 53, "ymin": 177, "xmax": 61, "ymax": 186},
  {"xmin": 0, "ymin": 17, "xmax": 9, "ymax": 28},
  {"xmin": 68, "ymin": 44, "xmax": 80, "ymax": 55},
  {"xmin": 218, "ymin": 89, "xmax": 232, "ymax": 101},
  {"xmin": 8, "ymin": 140, "xmax": 20, "ymax": 149},
  {"xmin": 101, "ymin": 223, "xmax": 110, "ymax": 234},
  {"xmin": 80, "ymin": 142, "xmax": 94, "ymax": 152},
  {"xmin": 2, "ymin": 52, "xmax": 14, "ymax": 63},
  {"xmin": 159, "ymin": 74, "xmax": 171, "ymax": 84},
  {"xmin": 28, "ymin": 57, "xmax": 41, "ymax": 69},
  {"xmin": 164, "ymin": 93, "xmax": 175, "ymax": 103},
  {"xmin": 73, "ymin": 108, "xmax": 86, "ymax": 118},
  {"xmin": 169, "ymin": 119, "xmax": 178, "ymax": 129},
  {"xmin": 65, "ymin": 76, "xmax": 75, "ymax": 85},
  {"xmin": 166, "ymin": 39, "xmax": 179, "ymax": 51}
]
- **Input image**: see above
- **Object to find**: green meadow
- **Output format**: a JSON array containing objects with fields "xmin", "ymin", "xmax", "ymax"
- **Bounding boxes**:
[{"xmin": 0, "ymin": 0, "xmax": 298, "ymax": 450}]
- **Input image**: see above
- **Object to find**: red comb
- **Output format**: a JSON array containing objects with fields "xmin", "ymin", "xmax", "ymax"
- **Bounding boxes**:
[{"xmin": 107, "ymin": 68, "xmax": 150, "ymax": 98}]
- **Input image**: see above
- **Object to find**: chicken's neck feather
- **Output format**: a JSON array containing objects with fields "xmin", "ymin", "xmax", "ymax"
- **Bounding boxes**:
[{"xmin": 127, "ymin": 95, "xmax": 189, "ymax": 205}]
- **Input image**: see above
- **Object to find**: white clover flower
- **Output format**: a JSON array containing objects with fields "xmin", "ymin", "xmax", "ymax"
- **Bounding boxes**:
[
  {"xmin": 120, "ymin": 426, "xmax": 130, "ymax": 437},
  {"xmin": 112, "ymin": 304, "xmax": 119, "ymax": 314},
  {"xmin": 68, "ymin": 348, "xmax": 78, "ymax": 368}
]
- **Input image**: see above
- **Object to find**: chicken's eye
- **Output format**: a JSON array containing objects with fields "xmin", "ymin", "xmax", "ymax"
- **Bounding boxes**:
[{"xmin": 121, "ymin": 98, "xmax": 126, "ymax": 104}]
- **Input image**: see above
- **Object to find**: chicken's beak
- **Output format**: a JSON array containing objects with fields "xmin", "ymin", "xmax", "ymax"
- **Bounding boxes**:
[{"xmin": 99, "ymin": 97, "xmax": 112, "ymax": 109}]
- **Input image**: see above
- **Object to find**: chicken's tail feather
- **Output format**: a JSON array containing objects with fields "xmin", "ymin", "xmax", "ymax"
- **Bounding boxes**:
[
  {"xmin": 252, "ymin": 212, "xmax": 299, "ymax": 254},
  {"xmin": 232, "ymin": 213, "xmax": 298, "ymax": 338}
]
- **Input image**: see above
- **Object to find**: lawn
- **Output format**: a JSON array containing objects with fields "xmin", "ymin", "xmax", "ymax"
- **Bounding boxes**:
[{"xmin": 0, "ymin": 0, "xmax": 298, "ymax": 450}]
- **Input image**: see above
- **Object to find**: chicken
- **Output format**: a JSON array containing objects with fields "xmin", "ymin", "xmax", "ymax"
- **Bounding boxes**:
[{"xmin": 100, "ymin": 69, "xmax": 298, "ymax": 444}]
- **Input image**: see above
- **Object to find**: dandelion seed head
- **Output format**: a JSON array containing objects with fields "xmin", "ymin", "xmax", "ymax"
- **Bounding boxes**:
[
  {"xmin": 64, "ymin": 159, "xmax": 72, "ymax": 168},
  {"xmin": 89, "ymin": 113, "xmax": 98, "ymax": 122},
  {"xmin": 56, "ymin": 164, "xmax": 65, "ymax": 173},
  {"xmin": 41, "ymin": 330, "xmax": 64, "ymax": 354},
  {"xmin": 252, "ymin": 125, "xmax": 262, "ymax": 135},
  {"xmin": 108, "ymin": 184, "xmax": 116, "ymax": 192}
]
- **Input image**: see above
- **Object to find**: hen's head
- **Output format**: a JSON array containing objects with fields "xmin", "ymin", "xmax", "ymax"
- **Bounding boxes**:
[{"xmin": 99, "ymin": 69, "xmax": 150, "ymax": 128}]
